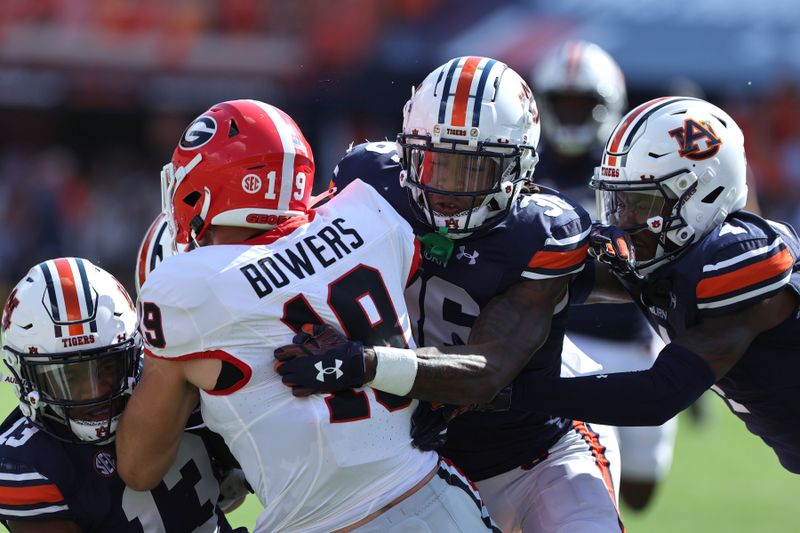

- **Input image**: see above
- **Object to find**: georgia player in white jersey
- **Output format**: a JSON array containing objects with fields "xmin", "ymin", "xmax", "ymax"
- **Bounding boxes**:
[{"xmin": 116, "ymin": 99, "xmax": 498, "ymax": 533}]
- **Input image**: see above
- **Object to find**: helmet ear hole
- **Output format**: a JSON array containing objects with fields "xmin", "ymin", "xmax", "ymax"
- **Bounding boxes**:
[
  {"xmin": 228, "ymin": 119, "xmax": 240, "ymax": 138},
  {"xmin": 183, "ymin": 191, "xmax": 202, "ymax": 207},
  {"xmin": 701, "ymin": 186, "xmax": 724, "ymax": 204}
]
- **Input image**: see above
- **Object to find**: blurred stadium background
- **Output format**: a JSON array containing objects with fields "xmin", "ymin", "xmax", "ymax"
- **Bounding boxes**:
[{"xmin": 0, "ymin": 0, "xmax": 798, "ymax": 530}]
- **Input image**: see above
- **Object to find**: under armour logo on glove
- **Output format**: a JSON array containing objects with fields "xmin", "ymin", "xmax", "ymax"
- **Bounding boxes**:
[
  {"xmin": 588, "ymin": 223, "xmax": 638, "ymax": 276},
  {"xmin": 274, "ymin": 324, "xmax": 366, "ymax": 397},
  {"xmin": 315, "ymin": 359, "xmax": 343, "ymax": 382}
]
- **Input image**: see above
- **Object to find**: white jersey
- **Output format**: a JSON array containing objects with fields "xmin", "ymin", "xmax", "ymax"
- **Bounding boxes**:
[{"xmin": 139, "ymin": 180, "xmax": 436, "ymax": 533}]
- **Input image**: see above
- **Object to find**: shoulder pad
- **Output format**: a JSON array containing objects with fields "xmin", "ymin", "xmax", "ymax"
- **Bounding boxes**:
[
  {"xmin": 331, "ymin": 141, "xmax": 402, "ymax": 193},
  {"xmin": 516, "ymin": 188, "xmax": 592, "ymax": 280},
  {"xmin": 692, "ymin": 214, "xmax": 797, "ymax": 314}
]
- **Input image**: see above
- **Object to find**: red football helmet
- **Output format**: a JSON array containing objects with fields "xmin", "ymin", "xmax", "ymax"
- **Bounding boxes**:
[{"xmin": 161, "ymin": 99, "xmax": 315, "ymax": 252}]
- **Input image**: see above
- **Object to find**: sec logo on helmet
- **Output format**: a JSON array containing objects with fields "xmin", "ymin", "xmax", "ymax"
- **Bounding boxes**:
[{"xmin": 180, "ymin": 116, "xmax": 217, "ymax": 150}]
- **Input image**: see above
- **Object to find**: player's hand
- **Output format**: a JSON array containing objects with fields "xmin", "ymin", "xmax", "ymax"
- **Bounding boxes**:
[
  {"xmin": 273, "ymin": 324, "xmax": 366, "ymax": 397},
  {"xmin": 410, "ymin": 402, "xmax": 457, "ymax": 451},
  {"xmin": 217, "ymin": 467, "xmax": 252, "ymax": 513},
  {"xmin": 409, "ymin": 396, "xmax": 508, "ymax": 451},
  {"xmin": 588, "ymin": 223, "xmax": 637, "ymax": 275}
]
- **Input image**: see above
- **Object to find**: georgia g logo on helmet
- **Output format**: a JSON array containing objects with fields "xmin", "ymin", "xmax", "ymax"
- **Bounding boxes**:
[
  {"xmin": 179, "ymin": 116, "xmax": 217, "ymax": 150},
  {"xmin": 668, "ymin": 118, "xmax": 722, "ymax": 161}
]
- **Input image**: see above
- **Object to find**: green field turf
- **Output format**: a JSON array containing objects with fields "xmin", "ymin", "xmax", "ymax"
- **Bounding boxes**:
[{"xmin": 1, "ymin": 384, "xmax": 796, "ymax": 532}]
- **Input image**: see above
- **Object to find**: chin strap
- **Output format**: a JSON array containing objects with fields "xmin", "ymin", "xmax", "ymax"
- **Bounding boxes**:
[
  {"xmin": 189, "ymin": 187, "xmax": 212, "ymax": 243},
  {"xmin": 309, "ymin": 186, "xmax": 337, "ymax": 208}
]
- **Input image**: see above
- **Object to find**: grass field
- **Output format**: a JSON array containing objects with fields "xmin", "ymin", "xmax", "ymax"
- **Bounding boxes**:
[{"xmin": 1, "ymin": 384, "xmax": 797, "ymax": 532}]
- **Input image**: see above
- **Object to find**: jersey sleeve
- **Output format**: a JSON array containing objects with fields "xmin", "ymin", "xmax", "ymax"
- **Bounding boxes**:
[
  {"xmin": 695, "ymin": 227, "xmax": 797, "ymax": 316},
  {"xmin": 520, "ymin": 192, "xmax": 592, "ymax": 281},
  {"xmin": 137, "ymin": 259, "xmax": 223, "ymax": 360},
  {"xmin": 0, "ymin": 456, "xmax": 71, "ymax": 522}
]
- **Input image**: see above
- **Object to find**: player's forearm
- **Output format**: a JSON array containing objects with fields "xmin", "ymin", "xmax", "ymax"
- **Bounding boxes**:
[
  {"xmin": 116, "ymin": 400, "xmax": 189, "ymax": 490},
  {"xmin": 364, "ymin": 343, "xmax": 516, "ymax": 405},
  {"xmin": 116, "ymin": 372, "xmax": 199, "ymax": 490},
  {"xmin": 512, "ymin": 343, "xmax": 716, "ymax": 426}
]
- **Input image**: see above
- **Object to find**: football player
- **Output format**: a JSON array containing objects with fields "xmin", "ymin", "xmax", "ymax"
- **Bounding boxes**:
[
  {"xmin": 0, "ymin": 258, "xmax": 235, "ymax": 532},
  {"xmin": 274, "ymin": 58, "xmax": 624, "ymax": 532},
  {"xmin": 116, "ymin": 99, "xmax": 499, "ymax": 532},
  {"xmin": 508, "ymin": 97, "xmax": 800, "ymax": 475},
  {"xmin": 533, "ymin": 40, "xmax": 677, "ymax": 510}
]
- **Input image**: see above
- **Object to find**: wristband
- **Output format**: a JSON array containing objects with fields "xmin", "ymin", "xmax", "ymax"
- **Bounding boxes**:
[{"xmin": 367, "ymin": 346, "xmax": 418, "ymax": 396}]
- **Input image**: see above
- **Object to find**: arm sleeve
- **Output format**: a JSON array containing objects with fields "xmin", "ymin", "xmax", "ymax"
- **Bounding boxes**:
[{"xmin": 511, "ymin": 343, "xmax": 716, "ymax": 426}]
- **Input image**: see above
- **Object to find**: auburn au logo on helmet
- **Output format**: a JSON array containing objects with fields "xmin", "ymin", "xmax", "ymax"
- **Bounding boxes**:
[{"xmin": 668, "ymin": 118, "xmax": 722, "ymax": 161}]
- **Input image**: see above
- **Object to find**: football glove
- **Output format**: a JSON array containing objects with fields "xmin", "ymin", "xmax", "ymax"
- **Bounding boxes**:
[
  {"xmin": 217, "ymin": 467, "xmax": 252, "ymax": 513},
  {"xmin": 410, "ymin": 401, "xmax": 457, "ymax": 451},
  {"xmin": 410, "ymin": 385, "xmax": 513, "ymax": 451},
  {"xmin": 273, "ymin": 324, "xmax": 366, "ymax": 397},
  {"xmin": 588, "ymin": 223, "xmax": 637, "ymax": 275}
]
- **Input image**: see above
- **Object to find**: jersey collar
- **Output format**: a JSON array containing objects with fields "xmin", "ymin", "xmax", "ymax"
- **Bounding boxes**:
[{"xmin": 241, "ymin": 210, "xmax": 317, "ymax": 246}]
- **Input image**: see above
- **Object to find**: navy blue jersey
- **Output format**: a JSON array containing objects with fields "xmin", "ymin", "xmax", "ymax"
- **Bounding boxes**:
[
  {"xmin": 536, "ymin": 144, "xmax": 652, "ymax": 342},
  {"xmin": 618, "ymin": 212, "xmax": 800, "ymax": 472},
  {"xmin": 0, "ymin": 409, "xmax": 231, "ymax": 532},
  {"xmin": 333, "ymin": 142, "xmax": 593, "ymax": 480}
]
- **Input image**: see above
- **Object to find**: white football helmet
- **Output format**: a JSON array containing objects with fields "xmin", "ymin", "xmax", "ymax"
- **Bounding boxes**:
[
  {"xmin": 533, "ymin": 40, "xmax": 627, "ymax": 156},
  {"xmin": 135, "ymin": 212, "xmax": 175, "ymax": 297},
  {"xmin": 2, "ymin": 258, "xmax": 141, "ymax": 444},
  {"xmin": 591, "ymin": 97, "xmax": 747, "ymax": 275},
  {"xmin": 398, "ymin": 56, "xmax": 541, "ymax": 238}
]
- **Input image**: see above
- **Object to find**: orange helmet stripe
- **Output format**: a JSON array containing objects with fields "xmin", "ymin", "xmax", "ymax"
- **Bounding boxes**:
[
  {"xmin": 605, "ymin": 97, "xmax": 673, "ymax": 166},
  {"xmin": 451, "ymin": 56, "xmax": 482, "ymax": 127},
  {"xmin": 52, "ymin": 258, "xmax": 85, "ymax": 336}
]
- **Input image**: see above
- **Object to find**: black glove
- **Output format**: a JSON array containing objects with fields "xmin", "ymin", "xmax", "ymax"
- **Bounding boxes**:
[
  {"xmin": 409, "ymin": 387, "xmax": 513, "ymax": 452},
  {"xmin": 274, "ymin": 324, "xmax": 367, "ymax": 397},
  {"xmin": 588, "ymin": 223, "xmax": 637, "ymax": 275},
  {"xmin": 410, "ymin": 402, "xmax": 457, "ymax": 451}
]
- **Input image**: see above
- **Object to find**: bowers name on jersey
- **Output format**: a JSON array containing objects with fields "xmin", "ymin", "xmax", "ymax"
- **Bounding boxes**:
[{"xmin": 241, "ymin": 217, "xmax": 365, "ymax": 298}]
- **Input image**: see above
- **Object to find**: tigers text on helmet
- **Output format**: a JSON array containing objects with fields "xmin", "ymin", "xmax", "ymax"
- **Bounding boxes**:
[
  {"xmin": 533, "ymin": 40, "xmax": 627, "ymax": 157},
  {"xmin": 161, "ymin": 99, "xmax": 315, "ymax": 252},
  {"xmin": 590, "ymin": 97, "xmax": 747, "ymax": 276},
  {"xmin": 1, "ymin": 258, "xmax": 141, "ymax": 444},
  {"xmin": 398, "ymin": 56, "xmax": 540, "ymax": 238},
  {"xmin": 135, "ymin": 212, "xmax": 174, "ymax": 297}
]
